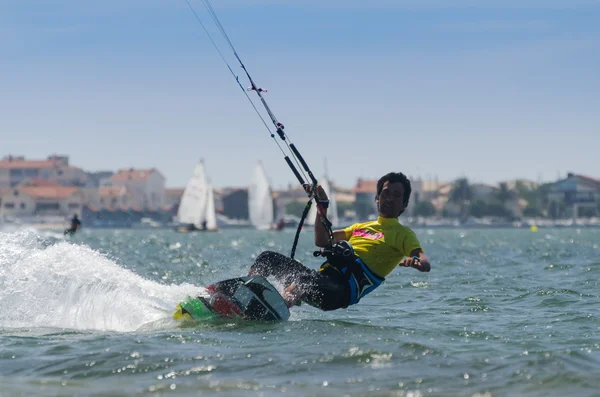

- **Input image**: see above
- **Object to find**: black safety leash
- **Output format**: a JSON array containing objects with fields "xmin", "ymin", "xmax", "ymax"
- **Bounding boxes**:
[{"xmin": 184, "ymin": 0, "xmax": 335, "ymax": 257}]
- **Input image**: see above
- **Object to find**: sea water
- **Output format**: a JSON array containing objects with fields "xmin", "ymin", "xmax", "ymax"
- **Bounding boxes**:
[{"xmin": 1, "ymin": 227, "xmax": 599, "ymax": 396}]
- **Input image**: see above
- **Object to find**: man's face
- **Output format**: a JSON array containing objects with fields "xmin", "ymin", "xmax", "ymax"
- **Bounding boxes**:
[{"xmin": 376, "ymin": 181, "xmax": 406, "ymax": 218}]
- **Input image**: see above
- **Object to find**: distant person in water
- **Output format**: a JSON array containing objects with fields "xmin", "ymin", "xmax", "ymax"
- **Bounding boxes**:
[
  {"xmin": 273, "ymin": 219, "xmax": 285, "ymax": 231},
  {"xmin": 64, "ymin": 214, "xmax": 81, "ymax": 236},
  {"xmin": 201, "ymin": 220, "xmax": 208, "ymax": 231},
  {"xmin": 248, "ymin": 172, "xmax": 431, "ymax": 310}
]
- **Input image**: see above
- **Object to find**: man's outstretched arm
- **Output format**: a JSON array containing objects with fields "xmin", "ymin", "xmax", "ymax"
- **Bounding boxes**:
[{"xmin": 399, "ymin": 249, "xmax": 430, "ymax": 272}]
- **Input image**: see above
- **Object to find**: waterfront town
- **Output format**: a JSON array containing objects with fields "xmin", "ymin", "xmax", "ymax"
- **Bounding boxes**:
[{"xmin": 0, "ymin": 154, "xmax": 599, "ymax": 229}]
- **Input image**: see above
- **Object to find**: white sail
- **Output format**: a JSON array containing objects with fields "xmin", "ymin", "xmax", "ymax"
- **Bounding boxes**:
[
  {"xmin": 305, "ymin": 177, "xmax": 338, "ymax": 227},
  {"xmin": 323, "ymin": 178, "xmax": 339, "ymax": 227},
  {"xmin": 305, "ymin": 195, "xmax": 317, "ymax": 226},
  {"xmin": 248, "ymin": 162, "xmax": 274, "ymax": 229},
  {"xmin": 204, "ymin": 183, "xmax": 218, "ymax": 230},
  {"xmin": 177, "ymin": 161, "xmax": 208, "ymax": 228}
]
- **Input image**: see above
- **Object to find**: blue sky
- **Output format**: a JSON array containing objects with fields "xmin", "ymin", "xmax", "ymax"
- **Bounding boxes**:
[{"xmin": 1, "ymin": 0, "xmax": 599, "ymax": 189}]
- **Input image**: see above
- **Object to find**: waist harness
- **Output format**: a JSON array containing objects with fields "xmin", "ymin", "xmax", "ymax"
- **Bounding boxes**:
[{"xmin": 314, "ymin": 241, "xmax": 384, "ymax": 306}]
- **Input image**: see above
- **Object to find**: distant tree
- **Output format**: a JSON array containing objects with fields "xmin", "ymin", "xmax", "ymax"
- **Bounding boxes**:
[
  {"xmin": 336, "ymin": 201, "xmax": 354, "ymax": 218},
  {"xmin": 496, "ymin": 182, "xmax": 521, "ymax": 217},
  {"xmin": 515, "ymin": 181, "xmax": 556, "ymax": 218},
  {"xmin": 285, "ymin": 201, "xmax": 309, "ymax": 217},
  {"xmin": 412, "ymin": 191, "xmax": 420, "ymax": 205},
  {"xmin": 469, "ymin": 199, "xmax": 488, "ymax": 218},
  {"xmin": 470, "ymin": 199, "xmax": 511, "ymax": 218},
  {"xmin": 449, "ymin": 178, "xmax": 472, "ymax": 221},
  {"xmin": 515, "ymin": 181, "xmax": 540, "ymax": 217},
  {"xmin": 536, "ymin": 183, "xmax": 554, "ymax": 214},
  {"xmin": 414, "ymin": 200, "xmax": 436, "ymax": 217},
  {"xmin": 515, "ymin": 180, "xmax": 537, "ymax": 204},
  {"xmin": 522, "ymin": 205, "xmax": 543, "ymax": 218},
  {"xmin": 495, "ymin": 182, "xmax": 514, "ymax": 204},
  {"xmin": 354, "ymin": 197, "xmax": 375, "ymax": 220},
  {"xmin": 486, "ymin": 201, "xmax": 511, "ymax": 218}
]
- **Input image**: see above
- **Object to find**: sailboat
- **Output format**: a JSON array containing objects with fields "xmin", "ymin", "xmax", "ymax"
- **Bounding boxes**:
[
  {"xmin": 305, "ymin": 177, "xmax": 339, "ymax": 228},
  {"xmin": 204, "ymin": 183, "xmax": 218, "ymax": 230},
  {"xmin": 175, "ymin": 160, "xmax": 219, "ymax": 232},
  {"xmin": 248, "ymin": 162, "xmax": 274, "ymax": 230}
]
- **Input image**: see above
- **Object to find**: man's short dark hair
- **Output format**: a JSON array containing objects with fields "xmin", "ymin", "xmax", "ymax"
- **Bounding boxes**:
[{"xmin": 376, "ymin": 172, "xmax": 412, "ymax": 206}]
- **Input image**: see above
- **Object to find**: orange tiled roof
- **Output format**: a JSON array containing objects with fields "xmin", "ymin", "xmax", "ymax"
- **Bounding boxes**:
[
  {"xmin": 20, "ymin": 186, "xmax": 78, "ymax": 199},
  {"xmin": 99, "ymin": 186, "xmax": 129, "ymax": 197},
  {"xmin": 0, "ymin": 159, "xmax": 60, "ymax": 169},
  {"xmin": 111, "ymin": 169, "xmax": 159, "ymax": 182},
  {"xmin": 21, "ymin": 178, "xmax": 60, "ymax": 187},
  {"xmin": 577, "ymin": 174, "xmax": 600, "ymax": 185},
  {"xmin": 354, "ymin": 179, "xmax": 378, "ymax": 194},
  {"xmin": 165, "ymin": 188, "xmax": 184, "ymax": 195},
  {"xmin": 0, "ymin": 159, "xmax": 82, "ymax": 172}
]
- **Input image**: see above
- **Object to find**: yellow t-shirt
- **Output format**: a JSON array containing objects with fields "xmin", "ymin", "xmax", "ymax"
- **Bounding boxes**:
[{"xmin": 343, "ymin": 216, "xmax": 422, "ymax": 278}]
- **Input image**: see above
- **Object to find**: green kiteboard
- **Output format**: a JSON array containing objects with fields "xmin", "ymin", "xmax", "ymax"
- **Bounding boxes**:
[{"xmin": 173, "ymin": 276, "xmax": 290, "ymax": 322}]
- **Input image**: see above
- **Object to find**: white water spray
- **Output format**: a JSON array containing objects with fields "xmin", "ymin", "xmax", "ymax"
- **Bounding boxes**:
[{"xmin": 0, "ymin": 232, "xmax": 200, "ymax": 332}]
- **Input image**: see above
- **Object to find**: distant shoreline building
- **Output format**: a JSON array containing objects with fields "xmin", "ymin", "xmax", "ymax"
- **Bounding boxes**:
[
  {"xmin": 0, "ymin": 179, "xmax": 84, "ymax": 220},
  {"xmin": 109, "ymin": 168, "xmax": 165, "ymax": 209},
  {"xmin": 0, "ymin": 155, "xmax": 87, "ymax": 188},
  {"xmin": 2, "ymin": 153, "xmax": 599, "ymax": 226}
]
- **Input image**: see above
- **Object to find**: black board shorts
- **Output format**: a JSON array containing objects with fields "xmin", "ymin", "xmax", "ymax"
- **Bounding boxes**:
[{"xmin": 249, "ymin": 251, "xmax": 350, "ymax": 311}]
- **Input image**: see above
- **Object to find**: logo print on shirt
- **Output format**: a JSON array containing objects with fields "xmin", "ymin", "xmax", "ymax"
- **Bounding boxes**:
[{"xmin": 352, "ymin": 228, "xmax": 383, "ymax": 240}]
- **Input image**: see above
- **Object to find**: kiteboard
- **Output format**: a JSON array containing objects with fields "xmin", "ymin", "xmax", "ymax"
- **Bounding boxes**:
[{"xmin": 173, "ymin": 276, "xmax": 290, "ymax": 322}]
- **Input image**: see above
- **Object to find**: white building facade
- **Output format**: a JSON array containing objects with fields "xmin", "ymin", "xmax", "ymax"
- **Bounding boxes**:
[
  {"xmin": 109, "ymin": 169, "xmax": 165, "ymax": 209},
  {"xmin": 0, "ymin": 184, "xmax": 84, "ymax": 218},
  {"xmin": 0, "ymin": 155, "xmax": 87, "ymax": 188}
]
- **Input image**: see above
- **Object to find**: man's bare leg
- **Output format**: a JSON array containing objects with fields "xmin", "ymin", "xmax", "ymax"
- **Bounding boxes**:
[{"xmin": 282, "ymin": 283, "xmax": 302, "ymax": 308}]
